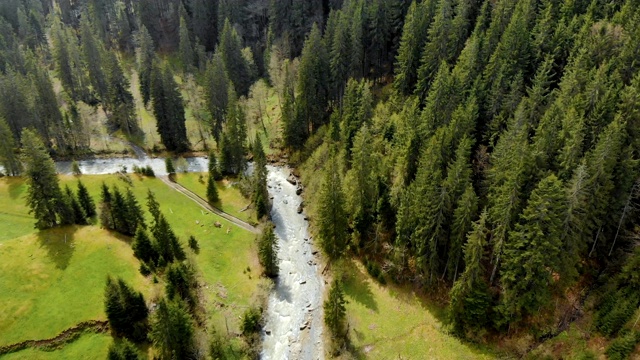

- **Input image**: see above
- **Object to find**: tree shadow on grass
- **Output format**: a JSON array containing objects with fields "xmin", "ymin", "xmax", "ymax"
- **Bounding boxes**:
[
  {"xmin": 37, "ymin": 226, "xmax": 78, "ymax": 270},
  {"xmin": 7, "ymin": 177, "xmax": 25, "ymax": 200},
  {"xmin": 343, "ymin": 261, "xmax": 378, "ymax": 313}
]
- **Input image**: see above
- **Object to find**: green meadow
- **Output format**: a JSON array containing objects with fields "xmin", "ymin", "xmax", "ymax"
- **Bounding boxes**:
[
  {"xmin": 342, "ymin": 261, "xmax": 497, "ymax": 359},
  {"xmin": 0, "ymin": 174, "xmax": 260, "ymax": 357}
]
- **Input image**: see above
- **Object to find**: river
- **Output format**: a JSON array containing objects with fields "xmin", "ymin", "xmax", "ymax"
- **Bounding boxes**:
[{"xmin": 261, "ymin": 165, "xmax": 325, "ymax": 360}]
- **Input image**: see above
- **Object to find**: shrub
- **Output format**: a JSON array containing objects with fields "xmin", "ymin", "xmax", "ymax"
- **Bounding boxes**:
[{"xmin": 241, "ymin": 306, "xmax": 262, "ymax": 335}]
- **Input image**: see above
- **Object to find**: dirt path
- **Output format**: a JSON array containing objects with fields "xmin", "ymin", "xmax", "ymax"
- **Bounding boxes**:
[
  {"xmin": 157, "ymin": 175, "xmax": 260, "ymax": 234},
  {"xmin": 0, "ymin": 320, "xmax": 109, "ymax": 355}
]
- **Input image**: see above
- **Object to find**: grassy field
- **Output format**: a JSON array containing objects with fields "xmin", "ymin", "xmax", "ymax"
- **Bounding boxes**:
[
  {"xmin": 0, "ymin": 225, "xmax": 155, "ymax": 347},
  {"xmin": 174, "ymin": 172, "xmax": 255, "ymax": 223},
  {"xmin": 0, "ymin": 177, "xmax": 34, "ymax": 241},
  {"xmin": 0, "ymin": 174, "xmax": 261, "ymax": 354},
  {"xmin": 342, "ymin": 261, "xmax": 496, "ymax": 359},
  {"xmin": 1, "ymin": 333, "xmax": 112, "ymax": 360}
]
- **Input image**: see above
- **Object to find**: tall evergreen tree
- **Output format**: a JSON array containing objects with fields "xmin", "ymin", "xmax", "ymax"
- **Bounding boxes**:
[
  {"xmin": 21, "ymin": 129, "xmax": 64, "ymax": 229},
  {"xmin": 0, "ymin": 117, "xmax": 20, "ymax": 176},
  {"xmin": 394, "ymin": 0, "xmax": 436, "ymax": 95},
  {"xmin": 219, "ymin": 86, "xmax": 246, "ymax": 175},
  {"xmin": 293, "ymin": 23, "xmax": 329, "ymax": 147},
  {"xmin": 77, "ymin": 181, "xmax": 96, "ymax": 218},
  {"xmin": 499, "ymin": 174, "xmax": 567, "ymax": 321},
  {"xmin": 324, "ymin": 279, "xmax": 348, "ymax": 346},
  {"xmin": 150, "ymin": 298, "xmax": 195, "ymax": 360},
  {"xmin": 104, "ymin": 276, "xmax": 149, "ymax": 342},
  {"xmin": 151, "ymin": 65, "xmax": 189, "ymax": 152},
  {"xmin": 219, "ymin": 18, "xmax": 251, "ymax": 96},
  {"xmin": 317, "ymin": 155, "xmax": 348, "ymax": 260},
  {"xmin": 204, "ymin": 50, "xmax": 230, "ymax": 142},
  {"xmin": 258, "ymin": 222, "xmax": 278, "ymax": 278},
  {"xmin": 80, "ymin": 17, "xmax": 108, "ymax": 102},
  {"xmin": 136, "ymin": 26, "xmax": 154, "ymax": 106},
  {"xmin": 178, "ymin": 16, "xmax": 195, "ymax": 72},
  {"xmin": 252, "ymin": 136, "xmax": 269, "ymax": 219}
]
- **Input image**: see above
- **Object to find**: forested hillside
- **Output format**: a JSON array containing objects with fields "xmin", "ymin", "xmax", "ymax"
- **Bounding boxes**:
[{"xmin": 0, "ymin": 0, "xmax": 640, "ymax": 358}]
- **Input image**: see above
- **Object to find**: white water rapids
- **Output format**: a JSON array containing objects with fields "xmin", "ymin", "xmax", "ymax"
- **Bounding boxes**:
[{"xmin": 261, "ymin": 165, "xmax": 325, "ymax": 360}]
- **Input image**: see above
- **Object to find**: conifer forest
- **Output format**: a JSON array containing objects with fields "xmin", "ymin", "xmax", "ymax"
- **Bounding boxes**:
[{"xmin": 1, "ymin": 0, "xmax": 640, "ymax": 359}]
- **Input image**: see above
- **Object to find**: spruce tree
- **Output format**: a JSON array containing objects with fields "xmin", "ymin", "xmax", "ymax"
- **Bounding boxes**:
[
  {"xmin": 208, "ymin": 150, "xmax": 222, "ymax": 180},
  {"xmin": 0, "ymin": 117, "xmax": 20, "ymax": 176},
  {"xmin": 133, "ymin": 226, "xmax": 158, "ymax": 265},
  {"xmin": 219, "ymin": 19, "xmax": 251, "ymax": 96},
  {"xmin": 136, "ymin": 26, "xmax": 154, "ymax": 106},
  {"xmin": 77, "ymin": 181, "xmax": 96, "ymax": 218},
  {"xmin": 104, "ymin": 276, "xmax": 149, "ymax": 342},
  {"xmin": 499, "ymin": 174, "xmax": 567, "ymax": 321},
  {"xmin": 100, "ymin": 182, "xmax": 114, "ymax": 230},
  {"xmin": 21, "ymin": 129, "xmax": 63, "ymax": 229},
  {"xmin": 151, "ymin": 66, "xmax": 189, "ymax": 153},
  {"xmin": 107, "ymin": 339, "xmax": 143, "ymax": 360},
  {"xmin": 65, "ymin": 185, "xmax": 86, "ymax": 225},
  {"xmin": 324, "ymin": 279, "xmax": 348, "ymax": 346},
  {"xmin": 105, "ymin": 52, "xmax": 138, "ymax": 138},
  {"xmin": 293, "ymin": 23, "xmax": 329, "ymax": 147},
  {"xmin": 317, "ymin": 155, "xmax": 348, "ymax": 260},
  {"xmin": 258, "ymin": 222, "xmax": 278, "ymax": 278},
  {"xmin": 218, "ymin": 86, "xmax": 246, "ymax": 175},
  {"xmin": 179, "ymin": 16, "xmax": 195, "ymax": 72},
  {"xmin": 206, "ymin": 176, "xmax": 219, "ymax": 204},
  {"xmin": 150, "ymin": 298, "xmax": 195, "ymax": 360},
  {"xmin": 80, "ymin": 17, "xmax": 108, "ymax": 102},
  {"xmin": 204, "ymin": 51, "xmax": 230, "ymax": 142},
  {"xmin": 448, "ymin": 210, "xmax": 491, "ymax": 333},
  {"xmin": 252, "ymin": 136, "xmax": 269, "ymax": 219}
]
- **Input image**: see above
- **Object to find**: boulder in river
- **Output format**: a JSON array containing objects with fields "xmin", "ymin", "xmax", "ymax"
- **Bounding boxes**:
[
  {"xmin": 296, "ymin": 186, "xmax": 303, "ymax": 195},
  {"xmin": 287, "ymin": 175, "xmax": 297, "ymax": 185},
  {"xmin": 297, "ymin": 202, "xmax": 304, "ymax": 214}
]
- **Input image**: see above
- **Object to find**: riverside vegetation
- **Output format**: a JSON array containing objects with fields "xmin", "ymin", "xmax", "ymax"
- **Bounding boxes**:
[{"xmin": 1, "ymin": 0, "xmax": 640, "ymax": 359}]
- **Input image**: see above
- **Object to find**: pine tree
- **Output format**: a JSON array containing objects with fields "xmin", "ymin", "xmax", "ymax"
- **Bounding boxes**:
[
  {"xmin": 448, "ymin": 209, "xmax": 491, "ymax": 333},
  {"xmin": 329, "ymin": 11, "xmax": 352, "ymax": 102},
  {"xmin": 206, "ymin": 176, "xmax": 219, "ymax": 204},
  {"xmin": 219, "ymin": 86, "xmax": 246, "ymax": 175},
  {"xmin": 133, "ymin": 226, "xmax": 158, "ymax": 265},
  {"xmin": 136, "ymin": 26, "xmax": 154, "ymax": 106},
  {"xmin": 99, "ymin": 182, "xmax": 114, "ymax": 229},
  {"xmin": 179, "ymin": 16, "xmax": 195, "ymax": 72},
  {"xmin": 77, "ymin": 181, "xmax": 96, "ymax": 218},
  {"xmin": 258, "ymin": 222, "xmax": 278, "ymax": 278},
  {"xmin": 499, "ymin": 174, "xmax": 567, "ymax": 321},
  {"xmin": 21, "ymin": 129, "xmax": 64, "ymax": 229},
  {"xmin": 294, "ymin": 23, "xmax": 329, "ymax": 147},
  {"xmin": 124, "ymin": 188, "xmax": 145, "ymax": 236},
  {"xmin": 324, "ymin": 279, "xmax": 348, "ymax": 346},
  {"xmin": 107, "ymin": 339, "xmax": 143, "ymax": 360},
  {"xmin": 80, "ymin": 17, "xmax": 108, "ymax": 102},
  {"xmin": 219, "ymin": 18, "xmax": 251, "ymax": 96},
  {"xmin": 65, "ymin": 185, "xmax": 86, "ymax": 225},
  {"xmin": 150, "ymin": 298, "xmax": 195, "ymax": 359},
  {"xmin": 208, "ymin": 150, "xmax": 222, "ymax": 180},
  {"xmin": 0, "ymin": 117, "xmax": 20, "ymax": 176},
  {"xmin": 252, "ymin": 136, "xmax": 269, "ymax": 219},
  {"xmin": 394, "ymin": 0, "xmax": 436, "ymax": 95},
  {"xmin": 166, "ymin": 262, "xmax": 197, "ymax": 308},
  {"xmin": 318, "ymin": 155, "xmax": 348, "ymax": 260},
  {"xmin": 104, "ymin": 276, "xmax": 149, "ymax": 342},
  {"xmin": 204, "ymin": 51, "xmax": 230, "ymax": 142},
  {"xmin": 151, "ymin": 66, "xmax": 189, "ymax": 153}
]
